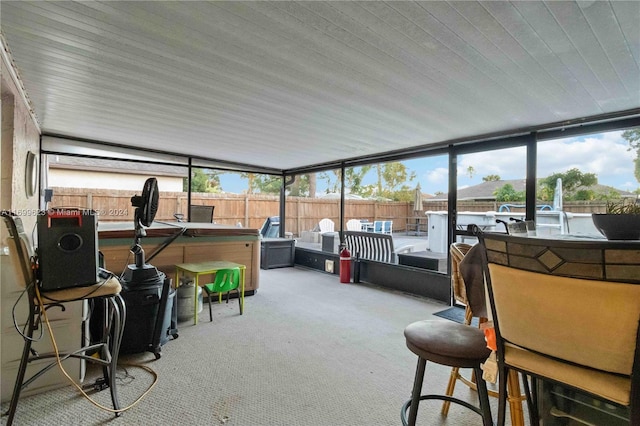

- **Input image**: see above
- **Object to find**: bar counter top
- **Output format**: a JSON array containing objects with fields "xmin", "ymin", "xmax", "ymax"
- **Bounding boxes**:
[{"xmin": 98, "ymin": 221, "xmax": 260, "ymax": 239}]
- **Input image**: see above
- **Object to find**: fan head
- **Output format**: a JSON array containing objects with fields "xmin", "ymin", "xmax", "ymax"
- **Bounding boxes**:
[{"xmin": 131, "ymin": 177, "xmax": 159, "ymax": 227}]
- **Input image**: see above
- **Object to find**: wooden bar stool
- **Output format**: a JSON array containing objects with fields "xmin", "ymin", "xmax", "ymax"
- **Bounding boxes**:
[
  {"xmin": 401, "ymin": 320, "xmax": 493, "ymax": 426},
  {"xmin": 443, "ymin": 243, "xmax": 526, "ymax": 426}
]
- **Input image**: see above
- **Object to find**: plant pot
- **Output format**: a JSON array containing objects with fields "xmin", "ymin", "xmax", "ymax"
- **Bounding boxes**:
[{"xmin": 591, "ymin": 214, "xmax": 640, "ymax": 240}]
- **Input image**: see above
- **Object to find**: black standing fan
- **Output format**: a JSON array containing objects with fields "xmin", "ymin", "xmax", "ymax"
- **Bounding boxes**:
[
  {"xmin": 122, "ymin": 177, "xmax": 161, "ymax": 283},
  {"xmin": 118, "ymin": 177, "xmax": 178, "ymax": 358},
  {"xmin": 133, "ymin": 178, "xmax": 159, "ymax": 228}
]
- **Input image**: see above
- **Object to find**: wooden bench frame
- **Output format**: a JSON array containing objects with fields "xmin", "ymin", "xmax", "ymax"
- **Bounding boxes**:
[{"xmin": 344, "ymin": 231, "xmax": 396, "ymax": 263}]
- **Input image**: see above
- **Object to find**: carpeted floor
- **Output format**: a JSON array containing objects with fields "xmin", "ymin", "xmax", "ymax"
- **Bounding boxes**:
[{"xmin": 1, "ymin": 267, "xmax": 527, "ymax": 425}]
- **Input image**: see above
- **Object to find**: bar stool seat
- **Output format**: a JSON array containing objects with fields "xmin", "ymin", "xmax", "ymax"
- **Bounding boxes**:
[{"xmin": 401, "ymin": 320, "xmax": 493, "ymax": 426}]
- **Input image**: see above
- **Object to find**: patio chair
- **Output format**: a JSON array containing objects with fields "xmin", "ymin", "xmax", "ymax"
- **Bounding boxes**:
[
  {"xmin": 260, "ymin": 216, "xmax": 280, "ymax": 238},
  {"xmin": 383, "ymin": 220, "xmax": 393, "ymax": 234},
  {"xmin": 478, "ymin": 232, "xmax": 640, "ymax": 426},
  {"xmin": 1, "ymin": 212, "xmax": 126, "ymax": 425},
  {"xmin": 372, "ymin": 220, "xmax": 383, "ymax": 233},
  {"xmin": 190, "ymin": 205, "xmax": 214, "ymax": 223},
  {"xmin": 203, "ymin": 267, "xmax": 243, "ymax": 321},
  {"xmin": 346, "ymin": 219, "xmax": 362, "ymax": 231},
  {"xmin": 318, "ymin": 218, "xmax": 334, "ymax": 233}
]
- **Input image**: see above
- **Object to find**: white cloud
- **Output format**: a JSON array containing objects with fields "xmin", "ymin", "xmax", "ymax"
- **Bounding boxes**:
[
  {"xmin": 458, "ymin": 146, "xmax": 526, "ymax": 178},
  {"xmin": 456, "ymin": 131, "xmax": 637, "ymax": 190},
  {"xmin": 620, "ymin": 181, "xmax": 637, "ymax": 190},
  {"xmin": 538, "ymin": 131, "xmax": 634, "ymax": 179},
  {"xmin": 424, "ymin": 167, "xmax": 448, "ymax": 193}
]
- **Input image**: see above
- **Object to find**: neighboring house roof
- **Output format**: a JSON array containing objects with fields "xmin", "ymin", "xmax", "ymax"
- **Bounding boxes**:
[
  {"xmin": 47, "ymin": 155, "xmax": 186, "ymax": 177},
  {"xmin": 430, "ymin": 179, "xmax": 525, "ymax": 201},
  {"xmin": 429, "ymin": 179, "xmax": 635, "ymax": 201}
]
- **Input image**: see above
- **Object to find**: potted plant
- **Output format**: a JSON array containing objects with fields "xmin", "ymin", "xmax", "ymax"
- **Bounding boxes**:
[{"xmin": 592, "ymin": 198, "xmax": 640, "ymax": 240}]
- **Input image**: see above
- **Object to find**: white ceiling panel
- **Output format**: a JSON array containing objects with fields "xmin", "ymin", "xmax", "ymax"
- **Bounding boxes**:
[{"xmin": 2, "ymin": 1, "xmax": 639, "ymax": 171}]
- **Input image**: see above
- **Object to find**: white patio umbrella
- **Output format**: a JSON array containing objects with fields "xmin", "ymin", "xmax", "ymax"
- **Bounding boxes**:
[
  {"xmin": 552, "ymin": 178, "xmax": 563, "ymax": 211},
  {"xmin": 413, "ymin": 183, "xmax": 423, "ymax": 213}
]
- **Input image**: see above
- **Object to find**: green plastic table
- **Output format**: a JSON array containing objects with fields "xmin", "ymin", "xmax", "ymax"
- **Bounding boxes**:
[{"xmin": 175, "ymin": 260, "xmax": 246, "ymax": 325}]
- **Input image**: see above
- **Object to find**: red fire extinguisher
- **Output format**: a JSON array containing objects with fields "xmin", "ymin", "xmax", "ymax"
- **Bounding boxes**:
[{"xmin": 340, "ymin": 245, "xmax": 351, "ymax": 284}]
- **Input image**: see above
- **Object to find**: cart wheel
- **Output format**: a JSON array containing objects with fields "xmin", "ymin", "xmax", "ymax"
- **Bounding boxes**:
[
  {"xmin": 172, "ymin": 333, "xmax": 179, "ymax": 339},
  {"xmin": 154, "ymin": 351, "xmax": 161, "ymax": 360}
]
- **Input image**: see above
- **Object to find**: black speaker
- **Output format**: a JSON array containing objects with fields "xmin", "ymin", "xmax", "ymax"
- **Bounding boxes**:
[{"xmin": 37, "ymin": 208, "xmax": 99, "ymax": 290}]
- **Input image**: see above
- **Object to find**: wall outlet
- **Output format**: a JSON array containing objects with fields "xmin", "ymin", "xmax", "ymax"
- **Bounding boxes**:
[{"xmin": 325, "ymin": 260, "xmax": 334, "ymax": 273}]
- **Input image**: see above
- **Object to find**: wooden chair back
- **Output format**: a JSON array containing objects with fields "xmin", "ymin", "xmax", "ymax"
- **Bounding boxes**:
[{"xmin": 450, "ymin": 243, "xmax": 473, "ymax": 306}]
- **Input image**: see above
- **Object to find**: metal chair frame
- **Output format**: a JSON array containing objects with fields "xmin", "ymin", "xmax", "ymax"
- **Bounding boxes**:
[
  {"xmin": 1, "ymin": 212, "xmax": 126, "ymax": 425},
  {"xmin": 401, "ymin": 320, "xmax": 493, "ymax": 426}
]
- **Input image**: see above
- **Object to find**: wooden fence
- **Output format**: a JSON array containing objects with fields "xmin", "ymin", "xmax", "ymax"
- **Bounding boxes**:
[{"xmin": 50, "ymin": 187, "xmax": 610, "ymax": 237}]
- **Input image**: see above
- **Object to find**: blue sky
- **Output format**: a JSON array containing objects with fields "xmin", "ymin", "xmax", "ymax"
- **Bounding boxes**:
[
  {"xmin": 219, "ymin": 130, "xmax": 638, "ymax": 195},
  {"xmin": 419, "ymin": 130, "xmax": 637, "ymax": 195}
]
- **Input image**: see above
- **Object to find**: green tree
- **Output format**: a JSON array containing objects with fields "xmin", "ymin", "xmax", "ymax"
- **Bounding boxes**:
[
  {"xmin": 466, "ymin": 166, "xmax": 476, "ymax": 179},
  {"xmin": 318, "ymin": 162, "xmax": 415, "ymax": 200},
  {"xmin": 573, "ymin": 189, "xmax": 597, "ymax": 201},
  {"xmin": 238, "ymin": 172, "xmax": 280, "ymax": 194},
  {"xmin": 308, "ymin": 173, "xmax": 317, "ymax": 198},
  {"xmin": 186, "ymin": 168, "xmax": 221, "ymax": 193},
  {"xmin": 539, "ymin": 168, "xmax": 598, "ymax": 201},
  {"xmin": 493, "ymin": 184, "xmax": 525, "ymax": 202},
  {"xmin": 319, "ymin": 169, "xmax": 341, "ymax": 194},
  {"xmin": 622, "ymin": 127, "xmax": 640, "ymax": 184},
  {"xmin": 377, "ymin": 162, "xmax": 416, "ymax": 201},
  {"xmin": 247, "ymin": 174, "xmax": 282, "ymax": 194},
  {"xmin": 344, "ymin": 166, "xmax": 373, "ymax": 196},
  {"xmin": 319, "ymin": 167, "xmax": 375, "ymax": 197},
  {"xmin": 287, "ymin": 174, "xmax": 311, "ymax": 197},
  {"xmin": 483, "ymin": 174, "xmax": 501, "ymax": 182},
  {"xmin": 594, "ymin": 188, "xmax": 621, "ymax": 201}
]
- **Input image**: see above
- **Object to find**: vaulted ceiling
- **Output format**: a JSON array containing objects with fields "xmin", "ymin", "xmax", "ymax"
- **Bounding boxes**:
[{"xmin": 3, "ymin": 1, "xmax": 639, "ymax": 172}]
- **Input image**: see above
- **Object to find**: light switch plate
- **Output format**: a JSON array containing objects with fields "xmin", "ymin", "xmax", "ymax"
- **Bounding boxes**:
[{"xmin": 325, "ymin": 260, "xmax": 334, "ymax": 273}]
